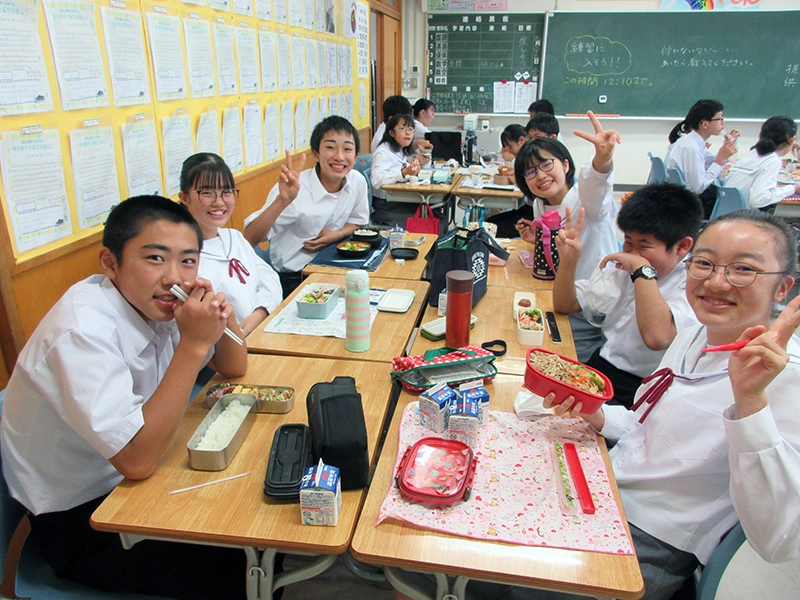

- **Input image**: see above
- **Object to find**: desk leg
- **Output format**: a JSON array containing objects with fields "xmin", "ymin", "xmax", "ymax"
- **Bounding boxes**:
[
  {"xmin": 383, "ymin": 566, "xmax": 452, "ymax": 600},
  {"xmin": 245, "ymin": 546, "xmax": 261, "ymax": 600},
  {"xmin": 256, "ymin": 549, "xmax": 339, "ymax": 599}
]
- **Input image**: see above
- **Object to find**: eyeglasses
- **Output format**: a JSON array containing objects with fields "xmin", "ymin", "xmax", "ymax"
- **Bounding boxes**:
[
  {"xmin": 195, "ymin": 188, "xmax": 239, "ymax": 205},
  {"xmin": 684, "ymin": 257, "xmax": 787, "ymax": 287},
  {"xmin": 709, "ymin": 117, "xmax": 725, "ymax": 122},
  {"xmin": 395, "ymin": 126, "xmax": 415, "ymax": 134},
  {"xmin": 523, "ymin": 159, "xmax": 555, "ymax": 179}
]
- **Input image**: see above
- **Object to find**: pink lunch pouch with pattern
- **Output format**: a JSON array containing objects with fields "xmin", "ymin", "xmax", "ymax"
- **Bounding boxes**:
[{"xmin": 391, "ymin": 346, "xmax": 497, "ymax": 393}]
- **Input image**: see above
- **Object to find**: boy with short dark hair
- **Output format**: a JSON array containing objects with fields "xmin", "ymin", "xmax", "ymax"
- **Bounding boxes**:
[
  {"xmin": 243, "ymin": 116, "xmax": 370, "ymax": 297},
  {"xmin": 553, "ymin": 183, "xmax": 703, "ymax": 407},
  {"xmin": 0, "ymin": 195, "xmax": 249, "ymax": 598},
  {"xmin": 526, "ymin": 113, "xmax": 560, "ymax": 139},
  {"xmin": 527, "ymin": 98, "xmax": 555, "ymax": 118}
]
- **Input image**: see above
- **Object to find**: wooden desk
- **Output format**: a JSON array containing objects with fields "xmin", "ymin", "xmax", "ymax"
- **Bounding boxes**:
[
  {"xmin": 488, "ymin": 240, "xmax": 556, "ymax": 290},
  {"xmin": 247, "ymin": 273, "xmax": 429, "ymax": 363},
  {"xmin": 409, "ymin": 287, "xmax": 575, "ymax": 375},
  {"xmin": 453, "ymin": 179, "xmax": 524, "ymax": 211},
  {"xmin": 92, "ymin": 354, "xmax": 395, "ymax": 600},
  {"xmin": 302, "ymin": 233, "xmax": 435, "ymax": 281},
  {"xmin": 382, "ymin": 173, "xmax": 462, "ymax": 206},
  {"xmin": 776, "ymin": 196, "xmax": 800, "ymax": 218},
  {"xmin": 350, "ymin": 374, "xmax": 644, "ymax": 600}
]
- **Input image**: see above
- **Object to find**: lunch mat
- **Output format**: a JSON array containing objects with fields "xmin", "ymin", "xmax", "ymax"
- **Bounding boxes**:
[
  {"xmin": 308, "ymin": 236, "xmax": 390, "ymax": 271},
  {"xmin": 263, "ymin": 288, "xmax": 383, "ymax": 338},
  {"xmin": 377, "ymin": 402, "xmax": 634, "ymax": 555}
]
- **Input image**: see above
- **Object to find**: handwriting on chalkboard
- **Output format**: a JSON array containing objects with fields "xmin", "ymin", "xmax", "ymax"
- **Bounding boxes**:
[{"xmin": 564, "ymin": 36, "xmax": 631, "ymax": 77}]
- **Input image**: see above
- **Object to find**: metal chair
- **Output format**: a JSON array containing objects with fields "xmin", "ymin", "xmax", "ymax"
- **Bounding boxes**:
[
  {"xmin": 354, "ymin": 153, "xmax": 371, "ymax": 174},
  {"xmin": 647, "ymin": 152, "xmax": 667, "ymax": 185},
  {"xmin": 708, "ymin": 186, "xmax": 747, "ymax": 220}
]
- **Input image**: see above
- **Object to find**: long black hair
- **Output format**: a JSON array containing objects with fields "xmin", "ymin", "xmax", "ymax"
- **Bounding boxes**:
[
  {"xmin": 668, "ymin": 99, "xmax": 724, "ymax": 144},
  {"xmin": 753, "ymin": 116, "xmax": 797, "ymax": 157},
  {"xmin": 379, "ymin": 114, "xmax": 416, "ymax": 156}
]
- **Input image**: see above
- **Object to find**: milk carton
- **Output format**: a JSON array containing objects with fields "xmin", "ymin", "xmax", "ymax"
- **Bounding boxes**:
[
  {"xmin": 448, "ymin": 393, "xmax": 481, "ymax": 447},
  {"xmin": 299, "ymin": 461, "xmax": 341, "ymax": 526},
  {"xmin": 458, "ymin": 381, "xmax": 490, "ymax": 425},
  {"xmin": 419, "ymin": 383, "xmax": 456, "ymax": 433}
]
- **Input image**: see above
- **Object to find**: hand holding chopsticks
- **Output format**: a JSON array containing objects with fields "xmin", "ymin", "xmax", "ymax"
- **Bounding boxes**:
[{"xmin": 170, "ymin": 284, "xmax": 244, "ymax": 346}]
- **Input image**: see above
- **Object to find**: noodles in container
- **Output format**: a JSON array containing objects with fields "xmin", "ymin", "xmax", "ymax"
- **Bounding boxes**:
[{"xmin": 524, "ymin": 348, "xmax": 613, "ymax": 414}]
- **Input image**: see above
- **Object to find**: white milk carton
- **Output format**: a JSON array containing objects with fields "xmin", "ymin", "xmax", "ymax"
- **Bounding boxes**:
[
  {"xmin": 458, "ymin": 381, "xmax": 490, "ymax": 425},
  {"xmin": 299, "ymin": 461, "xmax": 341, "ymax": 526},
  {"xmin": 448, "ymin": 393, "xmax": 481, "ymax": 447},
  {"xmin": 419, "ymin": 383, "xmax": 456, "ymax": 433}
]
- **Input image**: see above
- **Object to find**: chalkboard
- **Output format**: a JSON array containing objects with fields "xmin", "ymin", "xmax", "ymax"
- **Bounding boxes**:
[
  {"xmin": 541, "ymin": 11, "xmax": 800, "ymax": 119},
  {"xmin": 426, "ymin": 13, "xmax": 545, "ymax": 114}
]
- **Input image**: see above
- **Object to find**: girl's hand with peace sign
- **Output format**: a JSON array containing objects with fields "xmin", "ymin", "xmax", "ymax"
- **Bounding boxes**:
[{"xmin": 573, "ymin": 110, "xmax": 622, "ymax": 174}]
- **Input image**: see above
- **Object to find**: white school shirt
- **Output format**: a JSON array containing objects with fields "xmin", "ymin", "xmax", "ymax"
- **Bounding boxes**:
[
  {"xmin": 198, "ymin": 228, "xmax": 281, "ymax": 320},
  {"xmin": 370, "ymin": 123, "xmax": 386, "ymax": 154},
  {"xmin": 371, "ymin": 143, "xmax": 411, "ymax": 200},
  {"xmin": 244, "ymin": 168, "xmax": 369, "ymax": 273},
  {"xmin": 601, "ymin": 325, "xmax": 800, "ymax": 564},
  {"xmin": 0, "ymin": 275, "xmax": 179, "ymax": 515},
  {"xmin": 413, "ymin": 119, "xmax": 430, "ymax": 140},
  {"xmin": 723, "ymin": 149, "xmax": 795, "ymax": 209},
  {"xmin": 575, "ymin": 261, "xmax": 697, "ymax": 377},
  {"xmin": 665, "ymin": 130, "xmax": 722, "ymax": 194},
  {"xmin": 530, "ymin": 159, "xmax": 619, "ymax": 281}
]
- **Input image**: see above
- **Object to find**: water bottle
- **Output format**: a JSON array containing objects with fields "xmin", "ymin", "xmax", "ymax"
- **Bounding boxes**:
[
  {"xmin": 445, "ymin": 270, "xmax": 474, "ymax": 348},
  {"xmin": 345, "ymin": 270, "xmax": 370, "ymax": 352}
]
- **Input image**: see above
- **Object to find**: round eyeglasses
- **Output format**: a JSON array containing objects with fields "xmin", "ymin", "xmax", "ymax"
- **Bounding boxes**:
[
  {"xmin": 195, "ymin": 188, "xmax": 239, "ymax": 205},
  {"xmin": 684, "ymin": 257, "xmax": 787, "ymax": 288},
  {"xmin": 523, "ymin": 159, "xmax": 555, "ymax": 179}
]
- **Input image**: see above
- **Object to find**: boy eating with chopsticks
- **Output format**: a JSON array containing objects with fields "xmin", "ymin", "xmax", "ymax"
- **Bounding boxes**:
[{"xmin": 1, "ymin": 195, "xmax": 250, "ymax": 598}]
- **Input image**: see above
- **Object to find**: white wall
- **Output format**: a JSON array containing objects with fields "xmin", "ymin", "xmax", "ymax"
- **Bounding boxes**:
[{"xmin": 400, "ymin": 0, "xmax": 798, "ymax": 185}]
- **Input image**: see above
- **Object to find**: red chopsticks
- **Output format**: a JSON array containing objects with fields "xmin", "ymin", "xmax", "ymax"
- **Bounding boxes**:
[
  {"xmin": 701, "ymin": 339, "xmax": 750, "ymax": 353},
  {"xmin": 564, "ymin": 442, "xmax": 596, "ymax": 515}
]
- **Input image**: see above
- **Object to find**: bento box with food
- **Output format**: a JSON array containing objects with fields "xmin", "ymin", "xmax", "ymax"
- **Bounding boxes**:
[
  {"xmin": 296, "ymin": 284, "xmax": 340, "ymax": 319},
  {"xmin": 524, "ymin": 348, "xmax": 613, "ymax": 414},
  {"xmin": 206, "ymin": 383, "xmax": 295, "ymax": 413},
  {"xmin": 512, "ymin": 292, "xmax": 536, "ymax": 320},
  {"xmin": 187, "ymin": 393, "xmax": 257, "ymax": 470},
  {"xmin": 517, "ymin": 307, "xmax": 545, "ymax": 346}
]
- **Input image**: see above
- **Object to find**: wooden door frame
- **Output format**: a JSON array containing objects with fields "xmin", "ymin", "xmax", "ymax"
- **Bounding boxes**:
[{"xmin": 373, "ymin": 10, "xmax": 402, "ymax": 126}]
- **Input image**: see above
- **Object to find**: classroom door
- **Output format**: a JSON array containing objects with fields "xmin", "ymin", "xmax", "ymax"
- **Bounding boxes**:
[{"xmin": 375, "ymin": 12, "xmax": 401, "ymax": 124}]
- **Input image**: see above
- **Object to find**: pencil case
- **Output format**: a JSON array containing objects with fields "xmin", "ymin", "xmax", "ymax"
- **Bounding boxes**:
[
  {"xmin": 391, "ymin": 346, "xmax": 497, "ymax": 393},
  {"xmin": 395, "ymin": 437, "xmax": 477, "ymax": 505}
]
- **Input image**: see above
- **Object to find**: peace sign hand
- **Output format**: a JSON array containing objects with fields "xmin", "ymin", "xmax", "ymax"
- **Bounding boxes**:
[
  {"xmin": 277, "ymin": 150, "xmax": 307, "ymax": 206},
  {"xmin": 573, "ymin": 110, "xmax": 621, "ymax": 174}
]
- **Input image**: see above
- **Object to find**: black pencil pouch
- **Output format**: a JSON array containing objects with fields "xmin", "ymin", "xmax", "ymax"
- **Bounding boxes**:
[{"xmin": 306, "ymin": 376, "xmax": 369, "ymax": 490}]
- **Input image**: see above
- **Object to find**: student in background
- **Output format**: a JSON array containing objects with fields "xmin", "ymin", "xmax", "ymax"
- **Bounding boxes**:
[
  {"xmin": 527, "ymin": 98, "xmax": 555, "ymax": 118},
  {"xmin": 371, "ymin": 114, "xmax": 421, "ymax": 227},
  {"xmin": 665, "ymin": 99, "xmax": 739, "ymax": 218},
  {"xmin": 412, "ymin": 98, "xmax": 436, "ymax": 140},
  {"xmin": 498, "ymin": 124, "xmax": 527, "ymax": 162},
  {"xmin": 552, "ymin": 184, "xmax": 702, "ymax": 408},
  {"xmin": 526, "ymin": 112, "xmax": 560, "ymax": 140},
  {"xmin": 541, "ymin": 210, "xmax": 800, "ymax": 600},
  {"xmin": 486, "ymin": 125, "xmax": 532, "ymax": 237},
  {"xmin": 370, "ymin": 95, "xmax": 412, "ymax": 153},
  {"xmin": 244, "ymin": 116, "xmax": 369, "ymax": 298},
  {"xmin": 514, "ymin": 111, "xmax": 620, "ymax": 362},
  {"xmin": 724, "ymin": 115, "xmax": 800, "ymax": 211},
  {"xmin": 179, "ymin": 153, "xmax": 281, "ymax": 337},
  {"xmin": 0, "ymin": 196, "xmax": 249, "ymax": 599}
]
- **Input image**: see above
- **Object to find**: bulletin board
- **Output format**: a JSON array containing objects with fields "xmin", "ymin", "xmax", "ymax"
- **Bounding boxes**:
[{"xmin": 0, "ymin": 0, "xmax": 370, "ymax": 262}]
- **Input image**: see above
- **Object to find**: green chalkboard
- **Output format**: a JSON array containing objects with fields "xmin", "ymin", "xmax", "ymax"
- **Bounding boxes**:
[
  {"xmin": 541, "ymin": 11, "xmax": 800, "ymax": 119},
  {"xmin": 426, "ymin": 13, "xmax": 545, "ymax": 114}
]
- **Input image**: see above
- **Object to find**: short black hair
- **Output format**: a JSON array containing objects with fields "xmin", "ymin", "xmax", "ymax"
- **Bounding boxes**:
[
  {"xmin": 310, "ymin": 115, "xmax": 360, "ymax": 155},
  {"xmin": 103, "ymin": 195, "xmax": 203, "ymax": 263},
  {"xmin": 380, "ymin": 114, "xmax": 416, "ymax": 156},
  {"xmin": 500, "ymin": 124, "xmax": 527, "ymax": 147},
  {"xmin": 382, "ymin": 95, "xmax": 412, "ymax": 124},
  {"xmin": 515, "ymin": 138, "xmax": 576, "ymax": 200},
  {"xmin": 668, "ymin": 99, "xmax": 724, "ymax": 144},
  {"xmin": 526, "ymin": 113, "xmax": 560, "ymax": 137},
  {"xmin": 617, "ymin": 183, "xmax": 703, "ymax": 249},
  {"xmin": 180, "ymin": 153, "xmax": 235, "ymax": 195},
  {"xmin": 528, "ymin": 99, "xmax": 555, "ymax": 115},
  {"xmin": 413, "ymin": 98, "xmax": 435, "ymax": 117}
]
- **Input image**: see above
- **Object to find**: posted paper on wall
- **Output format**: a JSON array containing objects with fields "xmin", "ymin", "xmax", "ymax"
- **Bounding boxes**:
[
  {"xmin": 222, "ymin": 107, "xmax": 244, "ymax": 173},
  {"xmin": 196, "ymin": 110, "xmax": 221, "ymax": 156},
  {"xmin": 290, "ymin": 37, "xmax": 306, "ymax": 90},
  {"xmin": 0, "ymin": 0, "xmax": 54, "ymax": 116},
  {"xmin": 0, "ymin": 129, "xmax": 72, "ymax": 253},
  {"xmin": 121, "ymin": 120, "xmax": 163, "ymax": 197},
  {"xmin": 146, "ymin": 12, "xmax": 188, "ymax": 101},
  {"xmin": 213, "ymin": 22, "xmax": 238, "ymax": 96},
  {"xmin": 236, "ymin": 26, "xmax": 260, "ymax": 94},
  {"xmin": 69, "ymin": 126, "xmax": 120, "ymax": 229},
  {"xmin": 259, "ymin": 31, "xmax": 277, "ymax": 93},
  {"xmin": 183, "ymin": 17, "xmax": 216, "ymax": 98},
  {"xmin": 513, "ymin": 81, "xmax": 537, "ymax": 114},
  {"xmin": 493, "ymin": 81, "xmax": 515, "ymax": 114},
  {"xmin": 162, "ymin": 114, "xmax": 194, "ymax": 195},
  {"xmin": 100, "ymin": 7, "xmax": 151, "ymax": 106},
  {"xmin": 264, "ymin": 102, "xmax": 280, "ymax": 160},
  {"xmin": 276, "ymin": 34, "xmax": 291, "ymax": 91},
  {"xmin": 280, "ymin": 100, "xmax": 294, "ymax": 152},
  {"xmin": 294, "ymin": 98, "xmax": 307, "ymax": 149},
  {"xmin": 243, "ymin": 102, "xmax": 263, "ymax": 168}
]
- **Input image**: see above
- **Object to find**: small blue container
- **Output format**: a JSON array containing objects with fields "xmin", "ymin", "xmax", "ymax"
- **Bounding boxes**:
[{"xmin": 296, "ymin": 284, "xmax": 340, "ymax": 319}]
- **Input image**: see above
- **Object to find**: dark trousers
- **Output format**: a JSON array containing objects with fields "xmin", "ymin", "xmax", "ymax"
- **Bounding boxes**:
[
  {"xmin": 29, "ymin": 494, "xmax": 252, "ymax": 600},
  {"xmin": 486, "ymin": 204, "xmax": 534, "ymax": 238},
  {"xmin": 278, "ymin": 270, "xmax": 304, "ymax": 299},
  {"xmin": 700, "ymin": 184, "xmax": 718, "ymax": 220},
  {"xmin": 586, "ymin": 348, "xmax": 644, "ymax": 409}
]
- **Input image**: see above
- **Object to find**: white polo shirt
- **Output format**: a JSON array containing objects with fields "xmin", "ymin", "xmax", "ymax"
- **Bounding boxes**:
[
  {"xmin": 0, "ymin": 275, "xmax": 179, "ymax": 515},
  {"xmin": 244, "ymin": 168, "xmax": 369, "ymax": 272},
  {"xmin": 665, "ymin": 130, "xmax": 722, "ymax": 194}
]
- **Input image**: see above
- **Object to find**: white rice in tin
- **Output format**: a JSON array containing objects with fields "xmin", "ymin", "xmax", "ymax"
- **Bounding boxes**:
[{"xmin": 196, "ymin": 399, "xmax": 251, "ymax": 451}]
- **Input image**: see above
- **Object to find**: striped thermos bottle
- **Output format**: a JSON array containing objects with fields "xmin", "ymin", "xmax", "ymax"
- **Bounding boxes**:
[{"xmin": 345, "ymin": 269, "xmax": 370, "ymax": 352}]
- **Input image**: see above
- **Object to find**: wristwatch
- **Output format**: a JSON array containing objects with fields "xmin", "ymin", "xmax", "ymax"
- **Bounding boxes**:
[{"xmin": 631, "ymin": 265, "xmax": 658, "ymax": 282}]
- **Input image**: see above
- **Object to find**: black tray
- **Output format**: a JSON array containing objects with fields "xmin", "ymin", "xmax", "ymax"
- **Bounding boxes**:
[{"xmin": 263, "ymin": 424, "xmax": 314, "ymax": 499}]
